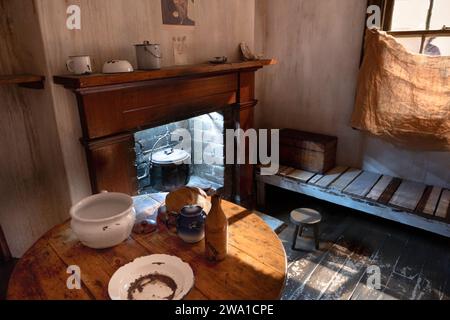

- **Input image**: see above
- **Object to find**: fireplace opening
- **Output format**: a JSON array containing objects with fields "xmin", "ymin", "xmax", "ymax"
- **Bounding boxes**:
[{"xmin": 134, "ymin": 111, "xmax": 225, "ymax": 195}]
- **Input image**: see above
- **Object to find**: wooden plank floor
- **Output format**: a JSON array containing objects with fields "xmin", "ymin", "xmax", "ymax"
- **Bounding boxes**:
[
  {"xmin": 262, "ymin": 187, "xmax": 450, "ymax": 300},
  {"xmin": 257, "ymin": 165, "xmax": 450, "ymax": 238}
]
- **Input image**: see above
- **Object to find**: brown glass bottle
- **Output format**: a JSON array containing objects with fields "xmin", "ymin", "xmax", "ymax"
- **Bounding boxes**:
[{"xmin": 205, "ymin": 195, "xmax": 228, "ymax": 262}]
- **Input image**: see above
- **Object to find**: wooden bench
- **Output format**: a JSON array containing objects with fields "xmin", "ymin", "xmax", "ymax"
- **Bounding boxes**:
[{"xmin": 256, "ymin": 166, "xmax": 450, "ymax": 238}]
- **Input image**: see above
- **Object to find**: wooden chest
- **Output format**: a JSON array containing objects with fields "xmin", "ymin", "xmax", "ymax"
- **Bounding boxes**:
[{"xmin": 279, "ymin": 129, "xmax": 338, "ymax": 174}]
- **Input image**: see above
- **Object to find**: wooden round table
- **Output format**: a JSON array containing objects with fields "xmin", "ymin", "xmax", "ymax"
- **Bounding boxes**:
[{"xmin": 7, "ymin": 200, "xmax": 287, "ymax": 300}]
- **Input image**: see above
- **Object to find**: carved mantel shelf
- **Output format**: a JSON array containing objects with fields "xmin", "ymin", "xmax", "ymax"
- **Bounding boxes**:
[
  {"xmin": 0, "ymin": 75, "xmax": 45, "ymax": 89},
  {"xmin": 53, "ymin": 59, "xmax": 276, "ymax": 90}
]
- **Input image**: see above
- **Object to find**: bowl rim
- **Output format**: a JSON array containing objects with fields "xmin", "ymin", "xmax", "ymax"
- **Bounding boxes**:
[{"xmin": 70, "ymin": 192, "xmax": 134, "ymax": 223}]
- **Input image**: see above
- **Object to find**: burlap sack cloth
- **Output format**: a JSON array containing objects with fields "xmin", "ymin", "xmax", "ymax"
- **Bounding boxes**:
[{"xmin": 351, "ymin": 29, "xmax": 450, "ymax": 151}]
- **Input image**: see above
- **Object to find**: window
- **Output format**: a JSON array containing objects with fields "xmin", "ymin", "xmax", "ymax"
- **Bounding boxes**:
[{"xmin": 374, "ymin": 0, "xmax": 450, "ymax": 55}]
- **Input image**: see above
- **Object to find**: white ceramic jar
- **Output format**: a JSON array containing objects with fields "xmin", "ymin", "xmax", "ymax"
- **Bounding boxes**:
[{"xmin": 70, "ymin": 192, "xmax": 136, "ymax": 249}]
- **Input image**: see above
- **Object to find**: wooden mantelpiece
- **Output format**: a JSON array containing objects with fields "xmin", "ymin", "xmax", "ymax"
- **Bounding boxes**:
[
  {"xmin": 54, "ymin": 59, "xmax": 276, "ymax": 89},
  {"xmin": 54, "ymin": 60, "xmax": 275, "ymax": 203}
]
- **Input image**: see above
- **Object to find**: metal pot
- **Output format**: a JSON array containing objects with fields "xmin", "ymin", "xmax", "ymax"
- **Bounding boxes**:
[
  {"xmin": 150, "ymin": 147, "xmax": 191, "ymax": 192},
  {"xmin": 134, "ymin": 41, "xmax": 162, "ymax": 70},
  {"xmin": 137, "ymin": 132, "xmax": 191, "ymax": 192}
]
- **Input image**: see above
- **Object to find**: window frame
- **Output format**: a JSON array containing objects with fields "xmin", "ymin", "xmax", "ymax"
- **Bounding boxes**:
[{"xmin": 369, "ymin": 0, "xmax": 450, "ymax": 54}]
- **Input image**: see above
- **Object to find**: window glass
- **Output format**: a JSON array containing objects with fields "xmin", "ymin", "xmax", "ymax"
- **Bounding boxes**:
[
  {"xmin": 390, "ymin": 0, "xmax": 430, "ymax": 31},
  {"xmin": 396, "ymin": 37, "xmax": 423, "ymax": 53},
  {"xmin": 424, "ymin": 37, "xmax": 450, "ymax": 56},
  {"xmin": 429, "ymin": 0, "xmax": 450, "ymax": 30}
]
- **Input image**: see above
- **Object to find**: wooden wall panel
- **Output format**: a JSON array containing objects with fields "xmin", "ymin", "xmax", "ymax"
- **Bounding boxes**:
[{"xmin": 0, "ymin": 0, "xmax": 71, "ymax": 257}]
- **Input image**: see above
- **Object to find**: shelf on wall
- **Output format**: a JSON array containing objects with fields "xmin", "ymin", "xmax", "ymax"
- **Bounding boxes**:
[
  {"xmin": 0, "ymin": 75, "xmax": 45, "ymax": 89},
  {"xmin": 53, "ymin": 59, "xmax": 277, "ymax": 90}
]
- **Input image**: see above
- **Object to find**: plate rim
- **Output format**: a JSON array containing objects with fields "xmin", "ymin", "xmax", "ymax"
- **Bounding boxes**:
[{"xmin": 108, "ymin": 254, "xmax": 195, "ymax": 300}]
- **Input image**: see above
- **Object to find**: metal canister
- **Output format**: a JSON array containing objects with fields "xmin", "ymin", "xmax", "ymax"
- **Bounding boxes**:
[{"xmin": 134, "ymin": 41, "xmax": 162, "ymax": 70}]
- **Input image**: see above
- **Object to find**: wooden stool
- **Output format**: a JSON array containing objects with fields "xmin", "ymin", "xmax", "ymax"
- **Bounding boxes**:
[{"xmin": 290, "ymin": 208, "xmax": 322, "ymax": 250}]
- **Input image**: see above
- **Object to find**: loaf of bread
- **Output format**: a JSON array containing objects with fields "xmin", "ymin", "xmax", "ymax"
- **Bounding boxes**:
[{"xmin": 165, "ymin": 187, "xmax": 212, "ymax": 215}]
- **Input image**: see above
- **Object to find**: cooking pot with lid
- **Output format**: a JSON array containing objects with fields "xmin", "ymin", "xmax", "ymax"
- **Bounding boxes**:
[
  {"xmin": 150, "ymin": 147, "xmax": 191, "ymax": 192},
  {"xmin": 137, "ymin": 133, "xmax": 191, "ymax": 192}
]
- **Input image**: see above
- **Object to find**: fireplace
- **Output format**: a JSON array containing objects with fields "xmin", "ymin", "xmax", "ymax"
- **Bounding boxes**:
[
  {"xmin": 134, "ymin": 111, "xmax": 228, "ymax": 195},
  {"xmin": 54, "ymin": 60, "xmax": 275, "ymax": 203}
]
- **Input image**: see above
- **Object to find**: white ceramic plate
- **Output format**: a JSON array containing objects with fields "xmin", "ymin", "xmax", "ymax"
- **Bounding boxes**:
[{"xmin": 108, "ymin": 255, "xmax": 194, "ymax": 300}]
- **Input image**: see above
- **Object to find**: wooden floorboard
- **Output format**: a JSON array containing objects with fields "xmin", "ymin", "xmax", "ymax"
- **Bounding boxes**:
[
  {"xmin": 294, "ymin": 235, "xmax": 356, "ymax": 300},
  {"xmin": 412, "ymin": 237, "xmax": 450, "ymax": 300},
  {"xmin": 344, "ymin": 172, "xmax": 381, "ymax": 198},
  {"xmin": 381, "ymin": 234, "xmax": 431, "ymax": 300},
  {"xmin": 350, "ymin": 231, "xmax": 411, "ymax": 300},
  {"xmin": 320, "ymin": 219, "xmax": 388, "ymax": 300},
  {"xmin": 366, "ymin": 176, "xmax": 393, "ymax": 201},
  {"xmin": 441, "ymin": 254, "xmax": 450, "ymax": 300},
  {"xmin": 329, "ymin": 168, "xmax": 362, "ymax": 192},
  {"xmin": 281, "ymin": 214, "xmax": 353, "ymax": 300},
  {"xmin": 263, "ymin": 187, "xmax": 450, "ymax": 300},
  {"xmin": 314, "ymin": 167, "xmax": 348, "ymax": 188}
]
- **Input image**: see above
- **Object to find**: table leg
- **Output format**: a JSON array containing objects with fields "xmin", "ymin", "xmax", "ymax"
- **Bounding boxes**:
[
  {"xmin": 291, "ymin": 225, "xmax": 300, "ymax": 250},
  {"xmin": 313, "ymin": 224, "xmax": 320, "ymax": 250}
]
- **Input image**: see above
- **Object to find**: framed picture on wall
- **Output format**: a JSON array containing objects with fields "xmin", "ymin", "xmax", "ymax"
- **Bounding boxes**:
[{"xmin": 161, "ymin": 0, "xmax": 195, "ymax": 26}]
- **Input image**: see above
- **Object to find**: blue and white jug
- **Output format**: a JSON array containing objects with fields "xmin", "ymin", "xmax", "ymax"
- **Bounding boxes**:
[{"xmin": 177, "ymin": 205, "xmax": 206, "ymax": 244}]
